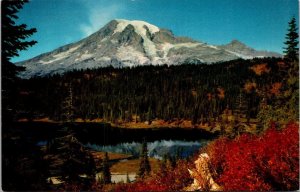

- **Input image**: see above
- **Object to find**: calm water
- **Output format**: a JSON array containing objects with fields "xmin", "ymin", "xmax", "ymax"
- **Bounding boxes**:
[
  {"xmin": 12, "ymin": 122, "xmax": 218, "ymax": 158},
  {"xmin": 85, "ymin": 139, "xmax": 209, "ymax": 159}
]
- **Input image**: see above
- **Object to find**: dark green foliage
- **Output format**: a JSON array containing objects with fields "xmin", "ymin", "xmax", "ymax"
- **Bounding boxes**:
[
  {"xmin": 49, "ymin": 89, "xmax": 97, "ymax": 186},
  {"xmin": 62, "ymin": 83, "xmax": 75, "ymax": 122},
  {"xmin": 44, "ymin": 128, "xmax": 96, "ymax": 186},
  {"xmin": 1, "ymin": 0, "xmax": 37, "ymax": 62},
  {"xmin": 102, "ymin": 152, "xmax": 111, "ymax": 184},
  {"xmin": 1, "ymin": 1, "xmax": 43, "ymax": 190},
  {"xmin": 168, "ymin": 155, "xmax": 177, "ymax": 168},
  {"xmin": 283, "ymin": 17, "xmax": 299, "ymax": 61},
  {"xmin": 1, "ymin": 0, "xmax": 37, "ymax": 122},
  {"xmin": 15, "ymin": 58, "xmax": 286, "ymax": 124},
  {"xmin": 138, "ymin": 139, "xmax": 151, "ymax": 178},
  {"xmin": 285, "ymin": 17, "xmax": 299, "ymax": 116},
  {"xmin": 62, "ymin": 137, "xmax": 96, "ymax": 181},
  {"xmin": 2, "ymin": 127, "xmax": 49, "ymax": 191}
]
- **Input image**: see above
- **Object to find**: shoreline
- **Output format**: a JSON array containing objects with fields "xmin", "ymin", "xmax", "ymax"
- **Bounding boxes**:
[{"xmin": 17, "ymin": 117, "xmax": 218, "ymax": 131}]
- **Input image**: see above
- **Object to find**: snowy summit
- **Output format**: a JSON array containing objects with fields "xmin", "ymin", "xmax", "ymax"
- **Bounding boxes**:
[{"xmin": 16, "ymin": 19, "xmax": 281, "ymax": 78}]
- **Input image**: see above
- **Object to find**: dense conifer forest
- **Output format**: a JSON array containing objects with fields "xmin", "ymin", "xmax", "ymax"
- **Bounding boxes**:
[{"xmin": 16, "ymin": 57, "xmax": 286, "ymax": 126}]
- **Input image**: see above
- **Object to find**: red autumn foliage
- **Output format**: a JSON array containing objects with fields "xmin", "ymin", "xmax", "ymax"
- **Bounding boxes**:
[
  {"xmin": 113, "ymin": 179, "xmax": 169, "ymax": 192},
  {"xmin": 205, "ymin": 122, "xmax": 299, "ymax": 191},
  {"xmin": 114, "ymin": 159, "xmax": 193, "ymax": 192}
]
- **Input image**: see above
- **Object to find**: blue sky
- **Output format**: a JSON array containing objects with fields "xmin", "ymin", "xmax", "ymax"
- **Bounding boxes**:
[{"xmin": 13, "ymin": 0, "xmax": 299, "ymax": 62}]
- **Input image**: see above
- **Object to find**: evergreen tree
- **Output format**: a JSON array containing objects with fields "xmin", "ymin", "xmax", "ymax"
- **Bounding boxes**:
[
  {"xmin": 1, "ymin": 0, "xmax": 37, "ymax": 71},
  {"xmin": 168, "ymin": 155, "xmax": 177, "ymax": 168},
  {"xmin": 2, "ymin": 136, "xmax": 50, "ymax": 191},
  {"xmin": 102, "ymin": 152, "xmax": 111, "ymax": 184},
  {"xmin": 285, "ymin": 18, "xmax": 299, "ymax": 118},
  {"xmin": 13, "ymin": 58, "xmax": 286, "ymax": 125},
  {"xmin": 1, "ymin": 1, "xmax": 46, "ymax": 190},
  {"xmin": 59, "ymin": 135, "xmax": 96, "ymax": 183},
  {"xmin": 283, "ymin": 17, "xmax": 299, "ymax": 61},
  {"xmin": 62, "ymin": 82, "xmax": 74, "ymax": 122},
  {"xmin": 159, "ymin": 154, "xmax": 168, "ymax": 176},
  {"xmin": 257, "ymin": 19, "xmax": 299, "ymax": 130},
  {"xmin": 1, "ymin": 0, "xmax": 37, "ymax": 121},
  {"xmin": 138, "ymin": 139, "xmax": 151, "ymax": 178},
  {"xmin": 126, "ymin": 172, "xmax": 130, "ymax": 183}
]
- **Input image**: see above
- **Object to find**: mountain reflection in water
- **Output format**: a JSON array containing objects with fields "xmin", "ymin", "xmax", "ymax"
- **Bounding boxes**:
[{"xmin": 85, "ymin": 140, "xmax": 208, "ymax": 159}]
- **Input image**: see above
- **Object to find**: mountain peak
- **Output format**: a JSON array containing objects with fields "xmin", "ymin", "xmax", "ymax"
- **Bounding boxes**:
[
  {"xmin": 227, "ymin": 39, "xmax": 248, "ymax": 47},
  {"xmin": 113, "ymin": 19, "xmax": 160, "ymax": 36},
  {"xmin": 220, "ymin": 39, "xmax": 253, "ymax": 52},
  {"xmin": 17, "ymin": 19, "xmax": 281, "ymax": 78}
]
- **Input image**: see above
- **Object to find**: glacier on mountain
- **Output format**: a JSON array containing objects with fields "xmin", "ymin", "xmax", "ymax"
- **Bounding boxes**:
[{"xmin": 16, "ymin": 19, "xmax": 282, "ymax": 78}]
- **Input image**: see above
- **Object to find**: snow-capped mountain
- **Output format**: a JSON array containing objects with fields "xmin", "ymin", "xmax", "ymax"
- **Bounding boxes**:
[{"xmin": 16, "ymin": 19, "xmax": 281, "ymax": 78}]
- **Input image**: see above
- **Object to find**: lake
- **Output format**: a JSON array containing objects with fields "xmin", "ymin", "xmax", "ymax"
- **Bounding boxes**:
[{"xmin": 8, "ymin": 122, "xmax": 219, "ymax": 158}]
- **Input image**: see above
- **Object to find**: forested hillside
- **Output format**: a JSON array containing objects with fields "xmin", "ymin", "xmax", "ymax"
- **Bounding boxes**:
[{"xmin": 17, "ymin": 57, "xmax": 287, "ymax": 128}]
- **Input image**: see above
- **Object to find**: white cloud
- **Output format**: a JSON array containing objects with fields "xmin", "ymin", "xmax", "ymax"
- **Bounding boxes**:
[{"xmin": 80, "ymin": 3, "xmax": 122, "ymax": 37}]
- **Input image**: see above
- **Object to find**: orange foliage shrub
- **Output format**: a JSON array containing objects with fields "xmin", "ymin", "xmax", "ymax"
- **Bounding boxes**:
[
  {"xmin": 217, "ymin": 87, "xmax": 225, "ymax": 99},
  {"xmin": 269, "ymin": 82, "xmax": 282, "ymax": 95},
  {"xmin": 205, "ymin": 122, "xmax": 299, "ymax": 191},
  {"xmin": 250, "ymin": 63, "xmax": 271, "ymax": 75},
  {"xmin": 244, "ymin": 82, "xmax": 257, "ymax": 93}
]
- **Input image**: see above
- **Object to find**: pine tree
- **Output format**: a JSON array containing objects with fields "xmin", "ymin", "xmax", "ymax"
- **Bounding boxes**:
[
  {"xmin": 58, "ymin": 135, "xmax": 96, "ymax": 183},
  {"xmin": 283, "ymin": 17, "xmax": 299, "ymax": 61},
  {"xmin": 283, "ymin": 18, "xmax": 299, "ymax": 122},
  {"xmin": 257, "ymin": 19, "xmax": 299, "ymax": 130},
  {"xmin": 2, "ymin": 0, "xmax": 37, "ymax": 122},
  {"xmin": 62, "ymin": 83, "xmax": 74, "ymax": 122},
  {"xmin": 102, "ymin": 152, "xmax": 111, "ymax": 184},
  {"xmin": 160, "ymin": 154, "xmax": 168, "ymax": 176},
  {"xmin": 234, "ymin": 90, "xmax": 248, "ymax": 120},
  {"xmin": 138, "ymin": 139, "xmax": 151, "ymax": 178},
  {"xmin": 126, "ymin": 172, "xmax": 130, "ymax": 183},
  {"xmin": 2, "ymin": 0, "xmax": 37, "ymax": 70},
  {"xmin": 168, "ymin": 155, "xmax": 177, "ymax": 168}
]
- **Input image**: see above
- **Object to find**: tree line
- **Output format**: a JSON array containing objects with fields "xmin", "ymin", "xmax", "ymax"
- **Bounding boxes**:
[{"xmin": 16, "ymin": 57, "xmax": 286, "ymax": 126}]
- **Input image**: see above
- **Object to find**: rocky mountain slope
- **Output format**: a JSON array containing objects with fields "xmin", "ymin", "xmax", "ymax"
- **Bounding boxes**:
[{"xmin": 17, "ymin": 19, "xmax": 281, "ymax": 78}]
